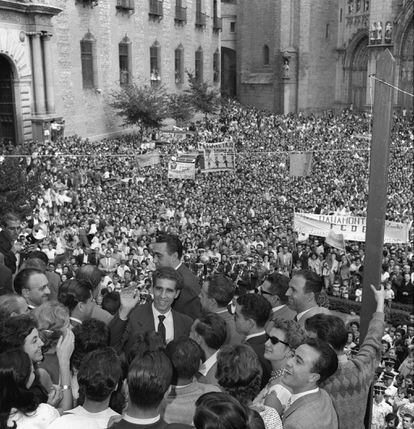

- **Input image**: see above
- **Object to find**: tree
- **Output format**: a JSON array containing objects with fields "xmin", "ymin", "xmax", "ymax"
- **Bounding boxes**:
[
  {"xmin": 0, "ymin": 143, "xmax": 43, "ymax": 219},
  {"xmin": 109, "ymin": 82, "xmax": 170, "ymax": 138},
  {"xmin": 167, "ymin": 93, "xmax": 194, "ymax": 125},
  {"xmin": 185, "ymin": 71, "xmax": 220, "ymax": 120}
]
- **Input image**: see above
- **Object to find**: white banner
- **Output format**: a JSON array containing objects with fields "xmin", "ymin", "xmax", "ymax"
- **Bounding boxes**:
[
  {"xmin": 168, "ymin": 159, "xmax": 196, "ymax": 180},
  {"xmin": 137, "ymin": 151, "xmax": 160, "ymax": 168},
  {"xmin": 294, "ymin": 212, "xmax": 412, "ymax": 244}
]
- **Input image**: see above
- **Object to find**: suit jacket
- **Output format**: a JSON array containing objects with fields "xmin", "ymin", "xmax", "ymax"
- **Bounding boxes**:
[
  {"xmin": 0, "ymin": 231, "xmax": 17, "ymax": 274},
  {"xmin": 109, "ymin": 302, "xmax": 192, "ymax": 354},
  {"xmin": 0, "ymin": 263, "xmax": 13, "ymax": 295},
  {"xmin": 217, "ymin": 309, "xmax": 243, "ymax": 345},
  {"xmin": 172, "ymin": 264, "xmax": 202, "ymax": 320},
  {"xmin": 272, "ymin": 305, "xmax": 297, "ymax": 322},
  {"xmin": 282, "ymin": 388, "xmax": 338, "ymax": 429},
  {"xmin": 99, "ymin": 257, "xmax": 118, "ymax": 273},
  {"xmin": 297, "ymin": 306, "xmax": 331, "ymax": 328},
  {"xmin": 245, "ymin": 333, "xmax": 272, "ymax": 388}
]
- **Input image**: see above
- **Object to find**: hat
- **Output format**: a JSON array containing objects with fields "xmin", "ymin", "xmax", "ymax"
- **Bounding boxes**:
[{"xmin": 373, "ymin": 383, "xmax": 386, "ymax": 393}]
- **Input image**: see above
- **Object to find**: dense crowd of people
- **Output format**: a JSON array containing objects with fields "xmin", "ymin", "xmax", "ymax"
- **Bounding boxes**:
[{"xmin": 0, "ymin": 100, "xmax": 413, "ymax": 428}]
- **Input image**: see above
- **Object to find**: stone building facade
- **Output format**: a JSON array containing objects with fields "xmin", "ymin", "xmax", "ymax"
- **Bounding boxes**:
[
  {"xmin": 228, "ymin": 0, "xmax": 413, "ymax": 114},
  {"xmin": 0, "ymin": 0, "xmax": 221, "ymax": 143}
]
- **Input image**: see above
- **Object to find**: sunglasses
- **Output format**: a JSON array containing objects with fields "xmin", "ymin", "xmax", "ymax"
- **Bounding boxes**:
[{"xmin": 266, "ymin": 334, "xmax": 290, "ymax": 347}]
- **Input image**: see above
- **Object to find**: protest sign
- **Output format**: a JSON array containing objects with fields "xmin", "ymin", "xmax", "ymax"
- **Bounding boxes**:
[
  {"xmin": 294, "ymin": 212, "xmax": 411, "ymax": 244},
  {"xmin": 168, "ymin": 158, "xmax": 196, "ymax": 180},
  {"xmin": 137, "ymin": 151, "xmax": 160, "ymax": 168},
  {"xmin": 199, "ymin": 141, "xmax": 235, "ymax": 172}
]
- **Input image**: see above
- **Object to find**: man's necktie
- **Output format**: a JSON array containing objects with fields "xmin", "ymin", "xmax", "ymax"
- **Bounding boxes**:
[{"xmin": 158, "ymin": 315, "xmax": 166, "ymax": 342}]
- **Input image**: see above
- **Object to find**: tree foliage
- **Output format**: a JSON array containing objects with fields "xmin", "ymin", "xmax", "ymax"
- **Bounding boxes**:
[
  {"xmin": 109, "ymin": 83, "xmax": 170, "ymax": 136},
  {"xmin": 167, "ymin": 93, "xmax": 194, "ymax": 125},
  {"xmin": 0, "ymin": 143, "xmax": 43, "ymax": 218},
  {"xmin": 185, "ymin": 71, "xmax": 220, "ymax": 118}
]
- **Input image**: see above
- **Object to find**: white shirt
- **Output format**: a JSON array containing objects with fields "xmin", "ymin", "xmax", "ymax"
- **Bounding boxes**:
[
  {"xmin": 245, "ymin": 331, "xmax": 266, "ymax": 341},
  {"xmin": 199, "ymin": 350, "xmax": 219, "ymax": 377},
  {"xmin": 152, "ymin": 304, "xmax": 174, "ymax": 343},
  {"xmin": 8, "ymin": 403, "xmax": 59, "ymax": 429},
  {"xmin": 46, "ymin": 406, "xmax": 119, "ymax": 429},
  {"xmin": 123, "ymin": 415, "xmax": 160, "ymax": 425},
  {"xmin": 296, "ymin": 307, "xmax": 315, "ymax": 322},
  {"xmin": 290, "ymin": 387, "xmax": 319, "ymax": 405}
]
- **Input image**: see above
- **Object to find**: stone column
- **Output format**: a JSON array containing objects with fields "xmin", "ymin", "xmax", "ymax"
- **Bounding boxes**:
[
  {"xmin": 31, "ymin": 33, "xmax": 46, "ymax": 115},
  {"xmin": 42, "ymin": 33, "xmax": 55, "ymax": 114}
]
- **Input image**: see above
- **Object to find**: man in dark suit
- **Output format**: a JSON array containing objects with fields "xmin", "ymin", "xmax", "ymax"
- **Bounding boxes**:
[
  {"xmin": 198, "ymin": 273, "xmax": 243, "ymax": 345},
  {"xmin": 281, "ymin": 338, "xmax": 338, "ymax": 429},
  {"xmin": 0, "ymin": 255, "xmax": 13, "ymax": 295},
  {"xmin": 109, "ymin": 267, "xmax": 193, "ymax": 355},
  {"xmin": 234, "ymin": 293, "xmax": 272, "ymax": 388},
  {"xmin": 259, "ymin": 272, "xmax": 297, "ymax": 321},
  {"xmin": 152, "ymin": 234, "xmax": 201, "ymax": 320}
]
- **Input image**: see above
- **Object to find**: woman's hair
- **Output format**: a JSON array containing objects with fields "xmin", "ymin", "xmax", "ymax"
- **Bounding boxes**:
[
  {"xmin": 0, "ymin": 315, "xmax": 37, "ymax": 352},
  {"xmin": 0, "ymin": 294, "xmax": 26, "ymax": 320},
  {"xmin": 58, "ymin": 279, "xmax": 91, "ymax": 312},
  {"xmin": 216, "ymin": 344, "xmax": 262, "ymax": 406},
  {"xmin": 0, "ymin": 349, "xmax": 38, "ymax": 428},
  {"xmin": 194, "ymin": 392, "xmax": 255, "ymax": 429},
  {"xmin": 266, "ymin": 317, "xmax": 306, "ymax": 350},
  {"xmin": 32, "ymin": 301, "xmax": 69, "ymax": 352}
]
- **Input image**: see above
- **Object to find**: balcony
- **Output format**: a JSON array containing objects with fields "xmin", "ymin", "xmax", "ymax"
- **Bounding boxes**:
[
  {"xmin": 149, "ymin": 0, "xmax": 163, "ymax": 18},
  {"xmin": 213, "ymin": 16, "xmax": 222, "ymax": 32},
  {"xmin": 116, "ymin": 0, "xmax": 134, "ymax": 11},
  {"xmin": 175, "ymin": 5, "xmax": 186, "ymax": 23},
  {"xmin": 195, "ymin": 11, "xmax": 206, "ymax": 27}
]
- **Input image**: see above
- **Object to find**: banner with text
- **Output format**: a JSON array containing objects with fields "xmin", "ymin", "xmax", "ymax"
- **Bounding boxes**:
[
  {"xmin": 294, "ymin": 212, "xmax": 411, "ymax": 244},
  {"xmin": 168, "ymin": 159, "xmax": 196, "ymax": 180},
  {"xmin": 137, "ymin": 151, "xmax": 160, "ymax": 168},
  {"xmin": 199, "ymin": 141, "xmax": 235, "ymax": 173}
]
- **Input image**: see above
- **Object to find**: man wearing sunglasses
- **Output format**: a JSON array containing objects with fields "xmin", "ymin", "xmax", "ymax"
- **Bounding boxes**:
[{"xmin": 260, "ymin": 272, "xmax": 297, "ymax": 321}]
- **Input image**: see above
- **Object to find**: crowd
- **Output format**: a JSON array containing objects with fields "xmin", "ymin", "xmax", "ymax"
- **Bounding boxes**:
[{"xmin": 0, "ymin": 100, "xmax": 413, "ymax": 428}]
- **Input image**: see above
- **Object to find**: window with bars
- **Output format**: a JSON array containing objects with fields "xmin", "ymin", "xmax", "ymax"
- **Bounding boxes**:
[
  {"xmin": 80, "ymin": 33, "xmax": 96, "ymax": 89},
  {"xmin": 150, "ymin": 42, "xmax": 161, "ymax": 83},
  {"xmin": 195, "ymin": 47, "xmax": 203, "ymax": 82},
  {"xmin": 213, "ymin": 49, "xmax": 220, "ymax": 83},
  {"xmin": 119, "ymin": 40, "xmax": 131, "ymax": 85},
  {"xmin": 175, "ymin": 45, "xmax": 184, "ymax": 84}
]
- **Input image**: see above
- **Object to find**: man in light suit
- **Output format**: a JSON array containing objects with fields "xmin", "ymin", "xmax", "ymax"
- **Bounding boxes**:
[
  {"xmin": 285, "ymin": 269, "xmax": 330, "ymax": 327},
  {"xmin": 152, "ymin": 234, "xmax": 201, "ymax": 320},
  {"xmin": 260, "ymin": 272, "xmax": 297, "ymax": 321},
  {"xmin": 109, "ymin": 267, "xmax": 193, "ymax": 355},
  {"xmin": 98, "ymin": 249, "xmax": 118, "ymax": 274},
  {"xmin": 281, "ymin": 338, "xmax": 338, "ymax": 429},
  {"xmin": 198, "ymin": 273, "xmax": 243, "ymax": 345},
  {"xmin": 191, "ymin": 312, "xmax": 228, "ymax": 386}
]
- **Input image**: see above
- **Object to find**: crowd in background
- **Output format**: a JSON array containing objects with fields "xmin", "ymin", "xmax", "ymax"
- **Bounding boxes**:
[{"xmin": 0, "ymin": 100, "xmax": 413, "ymax": 428}]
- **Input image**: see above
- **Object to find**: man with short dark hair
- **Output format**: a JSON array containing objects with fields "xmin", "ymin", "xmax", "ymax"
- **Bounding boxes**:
[
  {"xmin": 285, "ymin": 269, "xmax": 330, "ymax": 327},
  {"xmin": 13, "ymin": 267, "xmax": 51, "ymax": 309},
  {"xmin": 199, "ymin": 274, "xmax": 242, "ymax": 345},
  {"xmin": 109, "ymin": 267, "xmax": 192, "ymax": 355},
  {"xmin": 152, "ymin": 234, "xmax": 201, "ymax": 320},
  {"xmin": 305, "ymin": 284, "xmax": 386, "ymax": 429},
  {"xmin": 281, "ymin": 338, "xmax": 339, "ymax": 429},
  {"xmin": 47, "ymin": 347, "xmax": 122, "ymax": 429},
  {"xmin": 110, "ymin": 351, "xmax": 190, "ymax": 428},
  {"xmin": 0, "ymin": 212, "xmax": 21, "ymax": 274},
  {"xmin": 260, "ymin": 272, "xmax": 296, "ymax": 321},
  {"xmin": 163, "ymin": 338, "xmax": 220, "ymax": 425},
  {"xmin": 234, "ymin": 293, "xmax": 272, "ymax": 387},
  {"xmin": 190, "ymin": 312, "xmax": 228, "ymax": 385}
]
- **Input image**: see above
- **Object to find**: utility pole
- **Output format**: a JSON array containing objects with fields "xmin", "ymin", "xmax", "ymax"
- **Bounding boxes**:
[{"xmin": 359, "ymin": 49, "xmax": 395, "ymax": 429}]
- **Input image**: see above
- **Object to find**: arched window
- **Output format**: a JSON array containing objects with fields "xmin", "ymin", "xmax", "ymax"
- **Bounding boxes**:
[
  {"xmin": 150, "ymin": 41, "xmax": 161, "ymax": 84},
  {"xmin": 175, "ymin": 44, "xmax": 184, "ymax": 84},
  {"xmin": 80, "ymin": 31, "xmax": 97, "ymax": 89},
  {"xmin": 195, "ymin": 47, "xmax": 203, "ymax": 82},
  {"xmin": 263, "ymin": 44, "xmax": 270, "ymax": 66},
  {"xmin": 213, "ymin": 49, "xmax": 220, "ymax": 83},
  {"xmin": 119, "ymin": 36, "xmax": 131, "ymax": 86}
]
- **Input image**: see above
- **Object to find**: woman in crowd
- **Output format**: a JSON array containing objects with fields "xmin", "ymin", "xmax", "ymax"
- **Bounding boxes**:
[
  {"xmin": 253, "ymin": 317, "xmax": 306, "ymax": 415},
  {"xmin": 216, "ymin": 344, "xmax": 283, "ymax": 429},
  {"xmin": 0, "ymin": 349, "xmax": 59, "ymax": 429}
]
